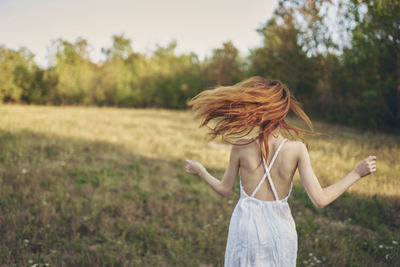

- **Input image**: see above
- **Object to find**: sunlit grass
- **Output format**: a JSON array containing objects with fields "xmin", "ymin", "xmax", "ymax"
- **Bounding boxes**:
[
  {"xmin": 0, "ymin": 103, "xmax": 399, "ymax": 266},
  {"xmin": 2, "ymin": 103, "xmax": 398, "ymax": 198}
]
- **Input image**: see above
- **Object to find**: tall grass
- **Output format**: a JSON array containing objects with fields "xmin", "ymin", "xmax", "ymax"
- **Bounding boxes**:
[{"xmin": 0, "ymin": 104, "xmax": 399, "ymax": 266}]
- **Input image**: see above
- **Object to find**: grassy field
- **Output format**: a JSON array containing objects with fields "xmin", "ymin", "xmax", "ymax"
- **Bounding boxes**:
[{"xmin": 0, "ymin": 104, "xmax": 399, "ymax": 266}]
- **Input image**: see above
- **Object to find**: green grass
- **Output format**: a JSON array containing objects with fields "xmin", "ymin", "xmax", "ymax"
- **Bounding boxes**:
[{"xmin": 0, "ymin": 104, "xmax": 399, "ymax": 266}]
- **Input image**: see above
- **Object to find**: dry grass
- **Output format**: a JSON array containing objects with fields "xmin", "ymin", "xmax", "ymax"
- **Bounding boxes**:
[{"xmin": 0, "ymin": 103, "xmax": 399, "ymax": 266}]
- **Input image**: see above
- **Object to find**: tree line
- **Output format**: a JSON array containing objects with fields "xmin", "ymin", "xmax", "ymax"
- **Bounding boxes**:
[{"xmin": 1, "ymin": 0, "xmax": 399, "ymax": 132}]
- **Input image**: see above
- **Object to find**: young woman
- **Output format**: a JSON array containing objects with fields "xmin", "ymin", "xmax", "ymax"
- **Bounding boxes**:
[{"xmin": 184, "ymin": 76, "xmax": 377, "ymax": 266}]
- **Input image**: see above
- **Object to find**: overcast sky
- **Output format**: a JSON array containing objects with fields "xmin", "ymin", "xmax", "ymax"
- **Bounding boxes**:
[{"xmin": 0, "ymin": 0, "xmax": 278, "ymax": 67}]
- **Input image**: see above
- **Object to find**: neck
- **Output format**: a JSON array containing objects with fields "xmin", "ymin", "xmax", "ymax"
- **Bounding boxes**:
[{"xmin": 266, "ymin": 127, "xmax": 283, "ymax": 146}]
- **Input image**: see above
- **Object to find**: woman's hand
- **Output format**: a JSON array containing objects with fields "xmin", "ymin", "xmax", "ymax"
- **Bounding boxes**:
[
  {"xmin": 185, "ymin": 159, "xmax": 206, "ymax": 176},
  {"xmin": 353, "ymin": 155, "xmax": 377, "ymax": 178}
]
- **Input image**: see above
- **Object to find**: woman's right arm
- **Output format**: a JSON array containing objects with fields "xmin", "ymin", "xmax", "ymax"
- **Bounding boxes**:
[{"xmin": 297, "ymin": 142, "xmax": 376, "ymax": 209}]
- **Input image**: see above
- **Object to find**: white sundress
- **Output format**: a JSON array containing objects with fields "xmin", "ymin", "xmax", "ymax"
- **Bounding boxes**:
[{"xmin": 224, "ymin": 138, "xmax": 298, "ymax": 267}]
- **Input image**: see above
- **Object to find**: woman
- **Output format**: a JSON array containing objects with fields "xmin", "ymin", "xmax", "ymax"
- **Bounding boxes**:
[{"xmin": 184, "ymin": 76, "xmax": 376, "ymax": 266}]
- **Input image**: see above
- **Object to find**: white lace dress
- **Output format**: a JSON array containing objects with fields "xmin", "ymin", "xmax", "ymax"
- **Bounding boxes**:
[{"xmin": 224, "ymin": 138, "xmax": 297, "ymax": 266}]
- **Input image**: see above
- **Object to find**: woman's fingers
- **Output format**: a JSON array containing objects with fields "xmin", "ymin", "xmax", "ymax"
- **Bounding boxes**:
[
  {"xmin": 185, "ymin": 159, "xmax": 197, "ymax": 174},
  {"xmin": 367, "ymin": 156, "xmax": 376, "ymax": 173},
  {"xmin": 185, "ymin": 159, "xmax": 192, "ymax": 172},
  {"xmin": 369, "ymin": 160, "xmax": 377, "ymax": 173},
  {"xmin": 355, "ymin": 155, "xmax": 377, "ymax": 177}
]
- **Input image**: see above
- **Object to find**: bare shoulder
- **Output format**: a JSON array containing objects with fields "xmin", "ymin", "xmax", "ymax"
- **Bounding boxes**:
[
  {"xmin": 282, "ymin": 140, "xmax": 307, "ymax": 158},
  {"xmin": 284, "ymin": 140, "xmax": 305, "ymax": 149}
]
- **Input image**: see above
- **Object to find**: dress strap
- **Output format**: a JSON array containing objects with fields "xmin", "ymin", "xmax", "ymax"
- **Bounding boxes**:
[
  {"xmin": 265, "ymin": 170, "xmax": 279, "ymax": 200},
  {"xmin": 285, "ymin": 182, "xmax": 293, "ymax": 200},
  {"xmin": 251, "ymin": 138, "xmax": 287, "ymax": 198},
  {"xmin": 250, "ymin": 173, "xmax": 268, "ymax": 198},
  {"xmin": 262, "ymin": 138, "xmax": 287, "ymax": 171}
]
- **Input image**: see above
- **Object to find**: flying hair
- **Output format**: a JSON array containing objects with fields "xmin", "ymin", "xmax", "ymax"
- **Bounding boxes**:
[{"xmin": 187, "ymin": 76, "xmax": 328, "ymax": 168}]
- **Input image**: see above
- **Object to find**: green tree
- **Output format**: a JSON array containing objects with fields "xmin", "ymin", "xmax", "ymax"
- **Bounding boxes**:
[
  {"xmin": 335, "ymin": 0, "xmax": 400, "ymax": 131},
  {"xmin": 48, "ymin": 37, "xmax": 99, "ymax": 105},
  {"xmin": 139, "ymin": 41, "xmax": 205, "ymax": 108},
  {"xmin": 204, "ymin": 41, "xmax": 243, "ymax": 87},
  {"xmin": 0, "ymin": 46, "xmax": 42, "ymax": 103},
  {"xmin": 98, "ymin": 34, "xmax": 141, "ymax": 106},
  {"xmin": 248, "ymin": 16, "xmax": 319, "ymax": 107}
]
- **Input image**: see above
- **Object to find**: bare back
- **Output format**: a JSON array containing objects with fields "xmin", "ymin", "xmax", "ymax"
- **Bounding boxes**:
[{"xmin": 235, "ymin": 137, "xmax": 299, "ymax": 201}]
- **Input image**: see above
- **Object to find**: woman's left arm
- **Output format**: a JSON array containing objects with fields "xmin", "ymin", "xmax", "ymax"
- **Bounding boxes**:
[{"xmin": 185, "ymin": 145, "xmax": 240, "ymax": 197}]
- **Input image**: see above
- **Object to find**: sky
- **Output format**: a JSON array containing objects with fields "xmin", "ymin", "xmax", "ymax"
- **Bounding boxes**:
[{"xmin": 0, "ymin": 0, "xmax": 278, "ymax": 67}]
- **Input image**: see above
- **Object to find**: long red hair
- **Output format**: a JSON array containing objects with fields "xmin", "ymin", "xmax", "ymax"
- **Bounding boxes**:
[{"xmin": 187, "ymin": 76, "xmax": 327, "ymax": 168}]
